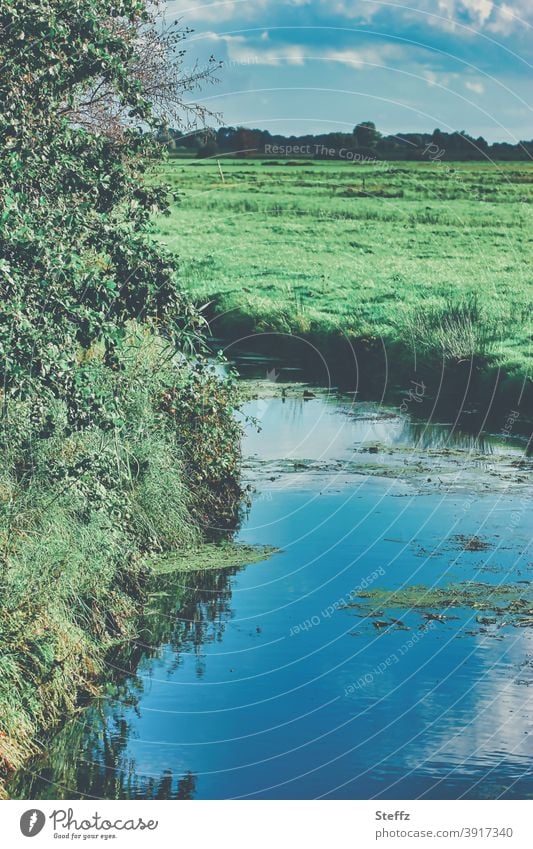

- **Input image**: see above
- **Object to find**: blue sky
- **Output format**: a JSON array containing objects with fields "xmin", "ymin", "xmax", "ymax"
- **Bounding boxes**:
[{"xmin": 166, "ymin": 0, "xmax": 532, "ymax": 142}]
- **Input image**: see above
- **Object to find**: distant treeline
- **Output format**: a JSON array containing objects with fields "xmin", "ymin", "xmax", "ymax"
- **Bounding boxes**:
[{"xmin": 159, "ymin": 122, "xmax": 533, "ymax": 162}]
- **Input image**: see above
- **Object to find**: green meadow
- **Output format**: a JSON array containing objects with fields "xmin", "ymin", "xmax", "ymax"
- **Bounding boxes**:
[{"xmin": 155, "ymin": 158, "xmax": 532, "ymax": 414}]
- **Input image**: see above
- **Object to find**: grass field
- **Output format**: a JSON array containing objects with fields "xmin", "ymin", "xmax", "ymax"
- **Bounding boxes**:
[{"xmin": 154, "ymin": 159, "xmax": 532, "ymax": 416}]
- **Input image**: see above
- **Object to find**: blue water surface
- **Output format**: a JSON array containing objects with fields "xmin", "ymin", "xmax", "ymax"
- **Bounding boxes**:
[{"xmin": 11, "ymin": 392, "xmax": 532, "ymax": 800}]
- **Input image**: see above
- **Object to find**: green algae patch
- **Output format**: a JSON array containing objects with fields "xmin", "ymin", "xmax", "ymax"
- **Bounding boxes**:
[
  {"xmin": 351, "ymin": 582, "xmax": 533, "ymax": 624},
  {"xmin": 151, "ymin": 542, "xmax": 280, "ymax": 575},
  {"xmin": 356, "ymin": 582, "xmax": 532, "ymax": 609}
]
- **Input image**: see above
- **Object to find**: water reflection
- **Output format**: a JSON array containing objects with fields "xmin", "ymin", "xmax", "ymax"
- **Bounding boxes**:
[
  {"xmin": 9, "ymin": 388, "xmax": 532, "ymax": 801},
  {"xmin": 242, "ymin": 395, "xmax": 527, "ymax": 476},
  {"xmin": 10, "ymin": 568, "xmax": 240, "ymax": 800},
  {"xmin": 12, "ymin": 698, "xmax": 198, "ymax": 800}
]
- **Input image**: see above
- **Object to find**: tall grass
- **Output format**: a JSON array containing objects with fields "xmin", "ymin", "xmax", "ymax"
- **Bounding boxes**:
[
  {"xmin": 401, "ymin": 294, "xmax": 499, "ymax": 365},
  {"xmin": 0, "ymin": 329, "xmax": 242, "ymax": 792}
]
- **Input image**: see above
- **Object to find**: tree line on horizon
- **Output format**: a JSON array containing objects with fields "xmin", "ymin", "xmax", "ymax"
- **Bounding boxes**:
[{"xmin": 159, "ymin": 122, "xmax": 533, "ymax": 162}]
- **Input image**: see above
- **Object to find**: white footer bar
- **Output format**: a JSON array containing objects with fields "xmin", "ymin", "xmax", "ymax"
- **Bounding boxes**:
[{"xmin": 2, "ymin": 799, "xmax": 531, "ymax": 848}]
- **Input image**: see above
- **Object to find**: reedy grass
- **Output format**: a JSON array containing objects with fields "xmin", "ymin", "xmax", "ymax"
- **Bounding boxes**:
[
  {"xmin": 0, "ymin": 329, "xmax": 242, "ymax": 794},
  {"xmin": 399, "ymin": 294, "xmax": 499, "ymax": 365}
]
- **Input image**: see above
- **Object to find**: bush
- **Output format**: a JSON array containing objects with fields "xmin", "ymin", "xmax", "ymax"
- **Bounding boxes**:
[
  {"xmin": 0, "ymin": 332, "xmax": 242, "ymax": 789},
  {"xmin": 0, "ymin": 0, "xmax": 243, "ymax": 790}
]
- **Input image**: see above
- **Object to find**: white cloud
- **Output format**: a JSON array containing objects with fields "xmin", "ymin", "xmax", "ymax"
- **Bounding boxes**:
[
  {"xmin": 322, "ymin": 45, "xmax": 402, "ymax": 68},
  {"xmin": 486, "ymin": 2, "xmax": 529, "ymax": 35},
  {"xmin": 224, "ymin": 40, "xmax": 306, "ymax": 66},
  {"xmin": 166, "ymin": 0, "xmax": 533, "ymax": 38},
  {"xmin": 214, "ymin": 39, "xmax": 405, "ymax": 69},
  {"xmin": 421, "ymin": 69, "xmax": 469, "ymax": 90},
  {"xmin": 465, "ymin": 79, "xmax": 485, "ymax": 93},
  {"xmin": 462, "ymin": 0, "xmax": 494, "ymax": 26},
  {"xmin": 200, "ymin": 31, "xmax": 246, "ymax": 44},
  {"xmin": 423, "ymin": 69, "xmax": 455, "ymax": 87},
  {"xmin": 415, "ymin": 0, "xmax": 533, "ymax": 35}
]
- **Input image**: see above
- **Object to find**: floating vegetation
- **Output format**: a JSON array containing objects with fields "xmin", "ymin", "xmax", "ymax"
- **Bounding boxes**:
[
  {"xmin": 150, "ymin": 543, "xmax": 280, "ymax": 575},
  {"xmin": 452, "ymin": 534, "xmax": 493, "ymax": 552},
  {"xmin": 346, "ymin": 582, "xmax": 533, "ymax": 630},
  {"xmin": 354, "ymin": 582, "xmax": 531, "ymax": 610}
]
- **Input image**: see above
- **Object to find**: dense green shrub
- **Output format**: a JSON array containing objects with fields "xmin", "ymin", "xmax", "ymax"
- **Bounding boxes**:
[
  {"xmin": 0, "ymin": 2, "xmax": 241, "ymax": 790},
  {"xmin": 0, "ymin": 0, "xmax": 203, "ymax": 412},
  {"xmin": 0, "ymin": 333, "xmax": 242, "ymax": 787}
]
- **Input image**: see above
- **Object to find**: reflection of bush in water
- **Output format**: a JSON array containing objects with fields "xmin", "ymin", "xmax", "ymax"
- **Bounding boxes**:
[
  {"xmin": 10, "ymin": 694, "xmax": 199, "ymax": 800},
  {"xmin": 8, "ymin": 567, "xmax": 240, "ymax": 800},
  {"xmin": 146, "ymin": 566, "xmax": 243, "ymax": 665}
]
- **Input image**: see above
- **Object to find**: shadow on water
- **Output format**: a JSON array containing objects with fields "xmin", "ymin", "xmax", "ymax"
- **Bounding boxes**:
[
  {"xmin": 9, "ymin": 568, "xmax": 242, "ymax": 800},
  {"xmin": 219, "ymin": 338, "xmax": 533, "ymax": 438}
]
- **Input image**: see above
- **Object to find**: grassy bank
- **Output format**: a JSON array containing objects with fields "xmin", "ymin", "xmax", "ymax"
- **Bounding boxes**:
[
  {"xmin": 7, "ymin": 562, "xmax": 253, "ymax": 799},
  {"xmin": 0, "ymin": 0, "xmax": 252, "ymax": 799},
  {"xmin": 154, "ymin": 159, "xmax": 532, "ymax": 419},
  {"xmin": 0, "ymin": 330, "xmax": 242, "ymax": 795}
]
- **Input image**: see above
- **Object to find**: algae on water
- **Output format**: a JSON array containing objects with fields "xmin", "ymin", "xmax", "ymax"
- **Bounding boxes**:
[
  {"xmin": 150, "ymin": 542, "xmax": 280, "ymax": 575},
  {"xmin": 348, "ymin": 582, "xmax": 533, "ymax": 627}
]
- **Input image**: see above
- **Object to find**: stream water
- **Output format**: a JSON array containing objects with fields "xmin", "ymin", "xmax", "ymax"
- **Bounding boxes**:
[{"xmin": 10, "ymin": 372, "xmax": 533, "ymax": 800}]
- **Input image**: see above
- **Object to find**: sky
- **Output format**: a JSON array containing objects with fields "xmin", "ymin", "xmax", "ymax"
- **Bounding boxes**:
[{"xmin": 165, "ymin": 0, "xmax": 532, "ymax": 142}]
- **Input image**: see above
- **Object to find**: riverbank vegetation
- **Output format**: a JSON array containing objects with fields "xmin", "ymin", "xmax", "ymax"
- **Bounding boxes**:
[
  {"xmin": 0, "ymin": 1, "xmax": 241, "ymax": 793},
  {"xmin": 155, "ymin": 159, "xmax": 532, "ymax": 421}
]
